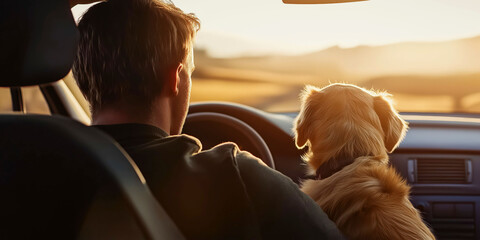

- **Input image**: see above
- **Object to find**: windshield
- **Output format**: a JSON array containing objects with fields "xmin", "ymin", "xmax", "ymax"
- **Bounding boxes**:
[{"xmin": 73, "ymin": 0, "xmax": 480, "ymax": 113}]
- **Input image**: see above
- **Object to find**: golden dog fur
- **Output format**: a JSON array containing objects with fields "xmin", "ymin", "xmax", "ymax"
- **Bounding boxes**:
[{"xmin": 295, "ymin": 83, "xmax": 435, "ymax": 240}]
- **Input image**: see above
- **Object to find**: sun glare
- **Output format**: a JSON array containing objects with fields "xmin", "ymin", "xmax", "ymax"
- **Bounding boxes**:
[{"xmin": 173, "ymin": 0, "xmax": 480, "ymax": 57}]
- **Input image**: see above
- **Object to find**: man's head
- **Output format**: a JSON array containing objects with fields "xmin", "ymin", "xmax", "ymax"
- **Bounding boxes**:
[{"xmin": 72, "ymin": 0, "xmax": 199, "ymax": 131}]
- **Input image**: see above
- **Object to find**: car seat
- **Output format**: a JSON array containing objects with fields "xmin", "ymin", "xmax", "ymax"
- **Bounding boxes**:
[{"xmin": 0, "ymin": 0, "xmax": 183, "ymax": 239}]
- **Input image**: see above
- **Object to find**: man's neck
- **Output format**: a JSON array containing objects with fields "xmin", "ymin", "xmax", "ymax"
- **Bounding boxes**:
[{"xmin": 91, "ymin": 99, "xmax": 172, "ymax": 135}]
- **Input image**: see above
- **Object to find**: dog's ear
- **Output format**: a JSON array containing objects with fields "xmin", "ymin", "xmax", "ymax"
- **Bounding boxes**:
[
  {"xmin": 294, "ymin": 86, "xmax": 321, "ymax": 149},
  {"xmin": 373, "ymin": 95, "xmax": 408, "ymax": 152}
]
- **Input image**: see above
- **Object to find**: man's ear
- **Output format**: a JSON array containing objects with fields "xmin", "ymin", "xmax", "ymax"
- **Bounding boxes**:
[
  {"xmin": 294, "ymin": 86, "xmax": 321, "ymax": 149},
  {"xmin": 373, "ymin": 95, "xmax": 408, "ymax": 152},
  {"xmin": 168, "ymin": 63, "xmax": 184, "ymax": 96}
]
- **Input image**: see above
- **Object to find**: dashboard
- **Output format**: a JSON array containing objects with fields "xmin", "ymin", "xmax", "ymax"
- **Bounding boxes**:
[
  {"xmin": 392, "ymin": 116, "xmax": 480, "ymax": 240},
  {"xmin": 184, "ymin": 102, "xmax": 480, "ymax": 240}
]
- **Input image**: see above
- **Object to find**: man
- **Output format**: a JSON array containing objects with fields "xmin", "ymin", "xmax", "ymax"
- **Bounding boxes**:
[{"xmin": 72, "ymin": 0, "xmax": 343, "ymax": 239}]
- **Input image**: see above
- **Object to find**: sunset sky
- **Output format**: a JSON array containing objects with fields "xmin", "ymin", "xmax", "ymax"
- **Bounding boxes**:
[{"xmin": 73, "ymin": 0, "xmax": 480, "ymax": 57}]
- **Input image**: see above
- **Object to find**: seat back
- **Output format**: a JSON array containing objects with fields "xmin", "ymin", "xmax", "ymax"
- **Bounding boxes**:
[{"xmin": 0, "ymin": 114, "xmax": 184, "ymax": 239}]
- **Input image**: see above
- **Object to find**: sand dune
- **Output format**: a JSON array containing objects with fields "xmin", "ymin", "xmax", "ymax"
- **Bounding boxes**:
[{"xmin": 192, "ymin": 35, "xmax": 480, "ymax": 113}]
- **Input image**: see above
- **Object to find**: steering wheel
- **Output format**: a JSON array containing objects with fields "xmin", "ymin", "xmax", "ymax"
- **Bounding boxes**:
[{"xmin": 183, "ymin": 112, "xmax": 275, "ymax": 169}]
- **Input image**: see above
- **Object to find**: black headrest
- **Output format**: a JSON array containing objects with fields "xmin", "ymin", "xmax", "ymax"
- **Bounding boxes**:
[{"xmin": 0, "ymin": 0, "xmax": 78, "ymax": 87}]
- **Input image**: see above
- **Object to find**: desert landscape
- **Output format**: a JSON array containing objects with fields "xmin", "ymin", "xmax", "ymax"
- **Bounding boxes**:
[{"xmin": 191, "ymin": 35, "xmax": 480, "ymax": 113}]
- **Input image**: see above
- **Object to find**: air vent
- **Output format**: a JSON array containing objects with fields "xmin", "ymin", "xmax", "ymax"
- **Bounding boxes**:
[{"xmin": 407, "ymin": 158, "xmax": 472, "ymax": 184}]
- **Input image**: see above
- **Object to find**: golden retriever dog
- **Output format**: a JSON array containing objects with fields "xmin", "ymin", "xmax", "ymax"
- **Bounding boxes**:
[{"xmin": 294, "ymin": 83, "xmax": 435, "ymax": 240}]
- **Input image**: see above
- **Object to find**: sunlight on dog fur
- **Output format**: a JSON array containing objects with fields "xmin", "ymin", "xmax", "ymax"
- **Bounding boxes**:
[{"xmin": 294, "ymin": 83, "xmax": 435, "ymax": 240}]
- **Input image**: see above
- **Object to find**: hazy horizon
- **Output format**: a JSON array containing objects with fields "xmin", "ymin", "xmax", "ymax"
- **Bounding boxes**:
[{"xmin": 195, "ymin": 34, "xmax": 480, "ymax": 59}]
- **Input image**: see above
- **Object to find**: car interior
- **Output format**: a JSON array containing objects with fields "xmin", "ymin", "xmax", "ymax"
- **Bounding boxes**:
[{"xmin": 1, "ymin": 0, "xmax": 480, "ymax": 239}]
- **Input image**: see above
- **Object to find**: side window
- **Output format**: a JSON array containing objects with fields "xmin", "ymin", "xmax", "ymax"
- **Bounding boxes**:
[
  {"xmin": 23, "ymin": 86, "xmax": 50, "ymax": 115},
  {"xmin": 0, "ymin": 86, "xmax": 50, "ymax": 114},
  {"xmin": 0, "ymin": 87, "xmax": 13, "ymax": 113}
]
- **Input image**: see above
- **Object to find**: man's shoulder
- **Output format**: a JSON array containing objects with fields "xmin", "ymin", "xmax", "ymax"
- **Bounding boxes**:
[{"xmin": 191, "ymin": 140, "xmax": 266, "ymax": 168}]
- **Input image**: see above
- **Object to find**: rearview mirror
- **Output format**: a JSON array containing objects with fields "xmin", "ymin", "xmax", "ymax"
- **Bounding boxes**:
[{"xmin": 283, "ymin": 0, "xmax": 366, "ymax": 4}]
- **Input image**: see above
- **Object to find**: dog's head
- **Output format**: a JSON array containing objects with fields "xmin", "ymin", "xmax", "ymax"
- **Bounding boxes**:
[{"xmin": 294, "ymin": 83, "xmax": 408, "ymax": 170}]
